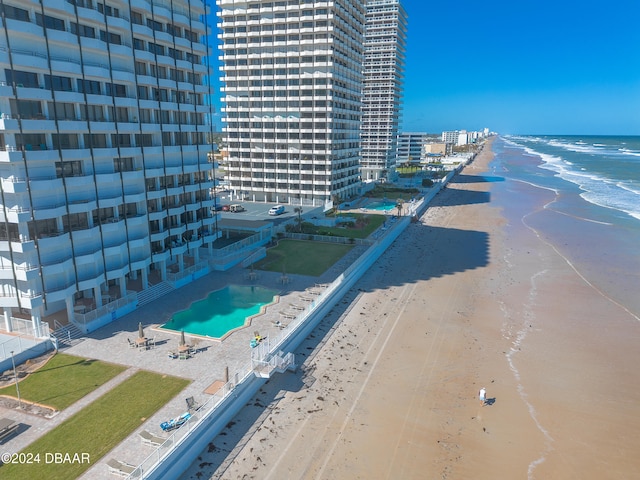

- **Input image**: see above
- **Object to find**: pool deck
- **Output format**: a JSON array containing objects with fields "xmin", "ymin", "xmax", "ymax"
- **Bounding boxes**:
[{"xmin": 0, "ymin": 244, "xmax": 368, "ymax": 479}]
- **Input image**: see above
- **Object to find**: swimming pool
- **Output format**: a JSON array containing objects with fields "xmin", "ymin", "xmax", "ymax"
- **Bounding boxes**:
[
  {"xmin": 367, "ymin": 200, "xmax": 397, "ymax": 211},
  {"xmin": 160, "ymin": 285, "xmax": 279, "ymax": 339}
]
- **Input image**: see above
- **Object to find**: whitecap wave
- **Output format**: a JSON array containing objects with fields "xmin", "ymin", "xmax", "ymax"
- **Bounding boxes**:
[{"xmin": 506, "ymin": 138, "xmax": 640, "ymax": 222}]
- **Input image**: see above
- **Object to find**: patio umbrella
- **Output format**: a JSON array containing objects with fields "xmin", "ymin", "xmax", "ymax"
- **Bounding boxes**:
[
  {"xmin": 138, "ymin": 322, "xmax": 145, "ymax": 339},
  {"xmin": 179, "ymin": 330, "xmax": 186, "ymax": 347}
]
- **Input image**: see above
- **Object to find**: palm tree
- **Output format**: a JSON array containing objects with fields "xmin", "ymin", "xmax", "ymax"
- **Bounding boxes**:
[
  {"xmin": 294, "ymin": 206, "xmax": 303, "ymax": 232},
  {"xmin": 332, "ymin": 194, "xmax": 341, "ymax": 216}
]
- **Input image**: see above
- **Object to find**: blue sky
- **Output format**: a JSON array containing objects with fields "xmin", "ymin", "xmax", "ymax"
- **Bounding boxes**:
[
  {"xmin": 401, "ymin": 0, "xmax": 640, "ymax": 135},
  {"xmin": 210, "ymin": 1, "xmax": 640, "ymax": 136}
]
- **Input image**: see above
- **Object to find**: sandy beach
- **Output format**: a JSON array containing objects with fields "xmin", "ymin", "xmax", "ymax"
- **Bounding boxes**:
[{"xmin": 180, "ymin": 138, "xmax": 640, "ymax": 480}]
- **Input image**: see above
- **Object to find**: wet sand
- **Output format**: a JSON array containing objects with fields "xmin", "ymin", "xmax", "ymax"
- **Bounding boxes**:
[{"xmin": 181, "ymin": 138, "xmax": 640, "ymax": 479}]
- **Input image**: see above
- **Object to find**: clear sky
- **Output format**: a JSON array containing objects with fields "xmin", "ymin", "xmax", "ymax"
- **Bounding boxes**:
[
  {"xmin": 400, "ymin": 0, "xmax": 640, "ymax": 135},
  {"xmin": 210, "ymin": 1, "xmax": 640, "ymax": 136}
]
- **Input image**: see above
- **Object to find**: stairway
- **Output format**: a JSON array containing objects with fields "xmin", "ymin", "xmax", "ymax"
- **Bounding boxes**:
[
  {"xmin": 253, "ymin": 351, "xmax": 296, "ymax": 379},
  {"xmin": 136, "ymin": 281, "xmax": 175, "ymax": 307},
  {"xmin": 52, "ymin": 323, "xmax": 85, "ymax": 350}
]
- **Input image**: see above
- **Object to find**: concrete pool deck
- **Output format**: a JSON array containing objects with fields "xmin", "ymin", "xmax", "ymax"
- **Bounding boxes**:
[{"xmin": 0, "ymin": 243, "xmax": 368, "ymax": 480}]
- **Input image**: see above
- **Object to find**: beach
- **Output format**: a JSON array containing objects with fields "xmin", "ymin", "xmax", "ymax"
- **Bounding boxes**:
[{"xmin": 181, "ymin": 137, "xmax": 640, "ymax": 479}]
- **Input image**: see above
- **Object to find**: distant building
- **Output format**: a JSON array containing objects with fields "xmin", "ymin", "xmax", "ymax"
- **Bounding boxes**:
[
  {"xmin": 361, "ymin": 0, "xmax": 408, "ymax": 182},
  {"xmin": 441, "ymin": 130, "xmax": 459, "ymax": 144},
  {"xmin": 396, "ymin": 132, "xmax": 428, "ymax": 165},
  {"xmin": 423, "ymin": 142, "xmax": 447, "ymax": 156}
]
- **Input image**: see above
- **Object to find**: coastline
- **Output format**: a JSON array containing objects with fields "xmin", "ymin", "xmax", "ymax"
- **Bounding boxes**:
[{"xmin": 180, "ymin": 136, "xmax": 640, "ymax": 479}]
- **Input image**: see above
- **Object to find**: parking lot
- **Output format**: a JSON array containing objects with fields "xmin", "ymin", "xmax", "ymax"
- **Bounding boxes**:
[{"xmin": 214, "ymin": 197, "xmax": 325, "ymax": 226}]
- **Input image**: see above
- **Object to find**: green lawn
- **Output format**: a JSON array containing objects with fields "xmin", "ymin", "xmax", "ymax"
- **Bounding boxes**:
[
  {"xmin": 256, "ymin": 239, "xmax": 353, "ymax": 276},
  {"xmin": 0, "ymin": 370, "xmax": 190, "ymax": 480},
  {"xmin": 0, "ymin": 353, "xmax": 126, "ymax": 411},
  {"xmin": 317, "ymin": 213, "xmax": 386, "ymax": 238}
]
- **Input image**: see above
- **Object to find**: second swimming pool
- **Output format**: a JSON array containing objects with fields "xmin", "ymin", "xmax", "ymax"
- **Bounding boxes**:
[
  {"xmin": 160, "ymin": 284, "xmax": 279, "ymax": 339},
  {"xmin": 366, "ymin": 200, "xmax": 397, "ymax": 211}
]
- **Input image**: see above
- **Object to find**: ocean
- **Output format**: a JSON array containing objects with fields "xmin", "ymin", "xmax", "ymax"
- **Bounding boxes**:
[{"xmin": 488, "ymin": 135, "xmax": 640, "ymax": 319}]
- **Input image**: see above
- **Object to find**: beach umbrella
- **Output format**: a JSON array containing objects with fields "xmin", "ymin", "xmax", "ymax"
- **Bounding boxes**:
[
  {"xmin": 138, "ymin": 322, "xmax": 145, "ymax": 339},
  {"xmin": 179, "ymin": 330, "xmax": 186, "ymax": 346}
]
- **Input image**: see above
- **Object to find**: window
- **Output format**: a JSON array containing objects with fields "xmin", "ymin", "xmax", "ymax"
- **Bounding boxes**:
[
  {"xmin": 115, "ymin": 107, "xmax": 128, "ymax": 122},
  {"xmin": 52, "ymin": 133, "xmax": 80, "ymax": 149},
  {"xmin": 100, "ymin": 30, "xmax": 121, "ymax": 44},
  {"xmin": 55, "ymin": 160, "xmax": 83, "ymax": 177},
  {"xmin": 114, "ymin": 157, "xmax": 134, "ymax": 172},
  {"xmin": 106, "ymin": 83, "xmax": 126, "ymax": 97},
  {"xmin": 71, "ymin": 22, "xmax": 96, "ymax": 38},
  {"xmin": 135, "ymin": 61, "xmax": 147, "ymax": 75},
  {"xmin": 83, "ymin": 133, "xmax": 107, "ymax": 148},
  {"xmin": 36, "ymin": 14, "xmax": 65, "ymax": 31},
  {"xmin": 147, "ymin": 19, "xmax": 163, "ymax": 32},
  {"xmin": 133, "ymin": 38, "xmax": 144, "ymax": 50},
  {"xmin": 131, "ymin": 11, "xmax": 143, "ymax": 25},
  {"xmin": 149, "ymin": 43, "xmax": 164, "ymax": 55},
  {"xmin": 98, "ymin": 3, "xmax": 119, "ymax": 18},
  {"xmin": 44, "ymin": 74, "xmax": 72, "ymax": 91},
  {"xmin": 111, "ymin": 134, "xmax": 131, "ymax": 147},
  {"xmin": 10, "ymin": 100, "xmax": 42, "ymax": 119},
  {"xmin": 48, "ymin": 102, "xmax": 76, "ymax": 120},
  {"xmin": 5, "ymin": 69, "xmax": 38, "ymax": 88},
  {"xmin": 135, "ymin": 134, "xmax": 153, "ymax": 147},
  {"xmin": 82, "ymin": 104, "xmax": 105, "ymax": 121},
  {"xmin": 137, "ymin": 86, "xmax": 149, "ymax": 100},
  {"xmin": 78, "ymin": 79, "xmax": 101, "ymax": 95},
  {"xmin": 4, "ymin": 6, "xmax": 29, "ymax": 22}
]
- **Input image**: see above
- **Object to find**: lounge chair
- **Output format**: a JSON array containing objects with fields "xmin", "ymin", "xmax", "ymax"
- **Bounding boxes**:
[
  {"xmin": 127, "ymin": 338, "xmax": 136, "ymax": 349},
  {"xmin": 0, "ymin": 418, "xmax": 19, "ymax": 442},
  {"xmin": 107, "ymin": 458, "xmax": 136, "ymax": 477},
  {"xmin": 271, "ymin": 320, "xmax": 288, "ymax": 329},
  {"xmin": 288, "ymin": 303, "xmax": 305, "ymax": 310},
  {"xmin": 279, "ymin": 310, "xmax": 297, "ymax": 320},
  {"xmin": 138, "ymin": 430, "xmax": 167, "ymax": 447},
  {"xmin": 160, "ymin": 412, "xmax": 191, "ymax": 431},
  {"xmin": 186, "ymin": 396, "xmax": 199, "ymax": 412}
]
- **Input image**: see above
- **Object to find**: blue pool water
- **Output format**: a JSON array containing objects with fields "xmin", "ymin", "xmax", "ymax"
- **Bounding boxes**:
[
  {"xmin": 161, "ymin": 285, "xmax": 278, "ymax": 338},
  {"xmin": 367, "ymin": 200, "xmax": 396, "ymax": 211}
]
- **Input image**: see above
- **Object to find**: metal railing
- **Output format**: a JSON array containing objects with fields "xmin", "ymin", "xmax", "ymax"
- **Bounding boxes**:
[{"xmin": 73, "ymin": 292, "xmax": 138, "ymax": 331}]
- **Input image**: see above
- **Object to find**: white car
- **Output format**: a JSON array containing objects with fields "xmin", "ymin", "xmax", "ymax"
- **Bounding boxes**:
[{"xmin": 268, "ymin": 205, "xmax": 285, "ymax": 216}]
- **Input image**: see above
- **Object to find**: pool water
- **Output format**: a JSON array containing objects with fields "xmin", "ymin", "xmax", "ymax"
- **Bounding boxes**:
[
  {"xmin": 367, "ymin": 200, "xmax": 397, "ymax": 211},
  {"xmin": 161, "ymin": 285, "xmax": 278, "ymax": 338}
]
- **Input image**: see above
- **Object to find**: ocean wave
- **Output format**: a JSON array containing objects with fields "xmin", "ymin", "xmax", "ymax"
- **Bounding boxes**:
[{"xmin": 505, "ymin": 138, "xmax": 640, "ymax": 222}]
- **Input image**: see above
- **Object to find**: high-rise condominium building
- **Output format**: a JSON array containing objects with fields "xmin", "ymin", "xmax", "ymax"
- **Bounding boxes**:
[
  {"xmin": 361, "ymin": 0, "xmax": 407, "ymax": 182},
  {"xmin": 0, "ymin": 0, "xmax": 216, "ymax": 335},
  {"xmin": 217, "ymin": 0, "xmax": 366, "ymax": 207}
]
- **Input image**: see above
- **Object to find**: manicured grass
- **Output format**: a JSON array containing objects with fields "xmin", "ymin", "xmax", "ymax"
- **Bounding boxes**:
[
  {"xmin": 316, "ymin": 213, "xmax": 386, "ymax": 239},
  {"xmin": 0, "ymin": 370, "xmax": 190, "ymax": 480},
  {"xmin": 256, "ymin": 239, "xmax": 353, "ymax": 276},
  {"xmin": 0, "ymin": 353, "xmax": 126, "ymax": 411},
  {"xmin": 364, "ymin": 184, "xmax": 420, "ymax": 199}
]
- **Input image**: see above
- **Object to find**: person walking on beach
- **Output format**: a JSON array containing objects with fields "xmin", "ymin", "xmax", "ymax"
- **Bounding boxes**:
[{"xmin": 479, "ymin": 387, "xmax": 486, "ymax": 406}]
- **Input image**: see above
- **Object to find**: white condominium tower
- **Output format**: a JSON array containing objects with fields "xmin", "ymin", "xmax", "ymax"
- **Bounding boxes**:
[
  {"xmin": 361, "ymin": 0, "xmax": 407, "ymax": 181},
  {"xmin": 0, "ymin": 0, "xmax": 216, "ymax": 335},
  {"xmin": 217, "ymin": 0, "xmax": 365, "ymax": 207}
]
